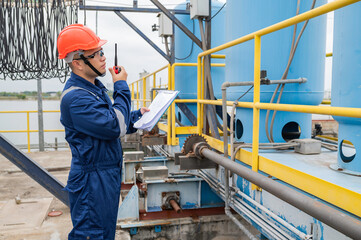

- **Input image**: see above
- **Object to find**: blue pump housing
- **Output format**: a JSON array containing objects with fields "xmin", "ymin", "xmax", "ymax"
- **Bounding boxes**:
[
  {"xmin": 174, "ymin": 0, "xmax": 226, "ymax": 126},
  {"xmin": 224, "ymin": 0, "xmax": 326, "ymax": 142},
  {"xmin": 332, "ymin": 2, "xmax": 361, "ymax": 173}
]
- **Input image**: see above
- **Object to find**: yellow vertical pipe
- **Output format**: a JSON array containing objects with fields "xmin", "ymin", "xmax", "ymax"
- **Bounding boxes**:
[
  {"xmin": 131, "ymin": 83, "xmax": 134, "ymax": 108},
  {"xmin": 197, "ymin": 57, "xmax": 202, "ymax": 134},
  {"xmin": 252, "ymin": 35, "xmax": 261, "ymax": 190},
  {"xmin": 27, "ymin": 112, "xmax": 30, "ymax": 153},
  {"xmin": 153, "ymin": 73, "xmax": 156, "ymax": 100},
  {"xmin": 136, "ymin": 81, "xmax": 139, "ymax": 109},
  {"xmin": 201, "ymin": 58, "xmax": 205, "ymax": 134},
  {"xmin": 167, "ymin": 64, "xmax": 172, "ymax": 145},
  {"xmin": 171, "ymin": 64, "xmax": 176, "ymax": 145},
  {"xmin": 143, "ymin": 77, "xmax": 146, "ymax": 107}
]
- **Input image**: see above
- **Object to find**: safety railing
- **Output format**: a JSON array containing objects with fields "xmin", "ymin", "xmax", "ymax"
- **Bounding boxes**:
[
  {"xmin": 194, "ymin": 0, "xmax": 361, "ymax": 217},
  {"xmin": 196, "ymin": 0, "xmax": 361, "ymax": 174},
  {"xmin": 0, "ymin": 110, "xmax": 64, "ymax": 153},
  {"xmin": 130, "ymin": 64, "xmax": 170, "ymax": 110},
  {"xmin": 134, "ymin": 56, "xmax": 225, "ymax": 145}
]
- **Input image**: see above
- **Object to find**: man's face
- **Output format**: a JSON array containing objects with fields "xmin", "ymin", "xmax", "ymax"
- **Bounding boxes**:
[{"xmin": 82, "ymin": 47, "xmax": 107, "ymax": 77}]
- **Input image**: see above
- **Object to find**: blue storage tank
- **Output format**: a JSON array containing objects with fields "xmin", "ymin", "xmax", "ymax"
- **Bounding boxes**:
[
  {"xmin": 174, "ymin": 0, "xmax": 226, "ymax": 126},
  {"xmin": 224, "ymin": 0, "xmax": 326, "ymax": 143},
  {"xmin": 331, "ymin": 2, "xmax": 361, "ymax": 174}
]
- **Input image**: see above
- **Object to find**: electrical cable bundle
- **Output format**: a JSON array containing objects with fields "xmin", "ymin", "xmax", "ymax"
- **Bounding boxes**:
[{"xmin": 0, "ymin": 0, "xmax": 78, "ymax": 81}]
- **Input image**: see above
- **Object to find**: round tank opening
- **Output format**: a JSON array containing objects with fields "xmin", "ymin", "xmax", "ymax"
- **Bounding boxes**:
[
  {"xmin": 177, "ymin": 112, "xmax": 182, "ymax": 122},
  {"xmin": 339, "ymin": 139, "xmax": 356, "ymax": 163},
  {"xmin": 282, "ymin": 122, "xmax": 301, "ymax": 141},
  {"xmin": 236, "ymin": 119, "xmax": 243, "ymax": 139}
]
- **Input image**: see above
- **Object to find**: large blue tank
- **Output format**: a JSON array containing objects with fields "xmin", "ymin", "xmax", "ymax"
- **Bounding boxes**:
[
  {"xmin": 224, "ymin": 0, "xmax": 327, "ymax": 143},
  {"xmin": 332, "ymin": 2, "xmax": 361, "ymax": 173},
  {"xmin": 174, "ymin": 0, "xmax": 226, "ymax": 126}
]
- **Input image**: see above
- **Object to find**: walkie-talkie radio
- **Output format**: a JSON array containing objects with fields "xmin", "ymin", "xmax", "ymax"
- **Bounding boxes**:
[{"xmin": 113, "ymin": 43, "xmax": 121, "ymax": 74}]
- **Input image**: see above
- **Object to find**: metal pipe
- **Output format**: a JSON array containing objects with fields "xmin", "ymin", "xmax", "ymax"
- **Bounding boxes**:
[
  {"xmin": 221, "ymin": 78, "xmax": 306, "ymax": 89},
  {"xmin": 79, "ymin": 5, "xmax": 189, "ymax": 15},
  {"xmin": 199, "ymin": 170, "xmax": 294, "ymax": 239},
  {"xmin": 169, "ymin": 199, "xmax": 181, "ymax": 213},
  {"xmin": 198, "ymin": 147, "xmax": 361, "ymax": 240}
]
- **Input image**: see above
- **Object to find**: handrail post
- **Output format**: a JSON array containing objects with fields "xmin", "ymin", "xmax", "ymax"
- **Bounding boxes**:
[
  {"xmin": 153, "ymin": 73, "xmax": 156, "ymax": 100},
  {"xmin": 197, "ymin": 57, "xmax": 202, "ymax": 134},
  {"xmin": 171, "ymin": 64, "xmax": 176, "ymax": 145},
  {"xmin": 27, "ymin": 112, "xmax": 30, "ymax": 153},
  {"xmin": 131, "ymin": 83, "xmax": 134, "ymax": 110},
  {"xmin": 252, "ymin": 35, "xmax": 261, "ymax": 190},
  {"xmin": 136, "ymin": 81, "xmax": 139, "ymax": 109},
  {"xmin": 167, "ymin": 64, "xmax": 172, "ymax": 145},
  {"xmin": 142, "ymin": 77, "xmax": 147, "ymax": 107}
]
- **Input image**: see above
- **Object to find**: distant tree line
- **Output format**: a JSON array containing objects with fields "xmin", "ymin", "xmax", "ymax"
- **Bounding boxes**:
[
  {"xmin": 0, "ymin": 91, "xmax": 115, "ymax": 100},
  {"xmin": 0, "ymin": 91, "xmax": 62, "ymax": 100}
]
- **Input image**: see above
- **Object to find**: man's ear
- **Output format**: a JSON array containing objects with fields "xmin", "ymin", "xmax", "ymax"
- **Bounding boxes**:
[{"xmin": 71, "ymin": 60, "xmax": 84, "ymax": 71}]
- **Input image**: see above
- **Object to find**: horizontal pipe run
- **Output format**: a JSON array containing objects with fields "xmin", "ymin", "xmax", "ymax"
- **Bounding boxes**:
[
  {"xmin": 0, "ymin": 110, "xmax": 60, "ymax": 113},
  {"xmin": 79, "ymin": 5, "xmax": 190, "ymax": 14},
  {"xmin": 211, "ymin": 54, "xmax": 226, "ymax": 59},
  {"xmin": 221, "ymin": 78, "xmax": 307, "ymax": 90},
  {"xmin": 199, "ymin": 148, "xmax": 361, "ymax": 240},
  {"xmin": 174, "ymin": 99, "xmax": 198, "ymax": 103},
  {"xmin": 198, "ymin": 99, "xmax": 361, "ymax": 118},
  {"xmin": 199, "ymin": 171, "xmax": 297, "ymax": 239},
  {"xmin": 256, "ymin": 102, "xmax": 361, "ymax": 118},
  {"xmin": 132, "ymin": 64, "xmax": 169, "ymax": 84}
]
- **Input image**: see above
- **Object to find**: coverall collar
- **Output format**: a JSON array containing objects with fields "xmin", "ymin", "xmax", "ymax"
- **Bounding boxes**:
[{"xmin": 69, "ymin": 72, "xmax": 107, "ymax": 94}]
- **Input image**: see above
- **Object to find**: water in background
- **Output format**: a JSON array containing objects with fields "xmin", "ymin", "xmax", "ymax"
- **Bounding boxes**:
[{"xmin": 0, "ymin": 100, "xmax": 65, "ymax": 148}]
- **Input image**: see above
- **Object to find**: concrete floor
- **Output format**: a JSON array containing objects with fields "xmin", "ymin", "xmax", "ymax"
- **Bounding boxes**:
[
  {"xmin": 0, "ymin": 150, "xmax": 259, "ymax": 240},
  {"xmin": 0, "ymin": 150, "xmax": 131, "ymax": 240}
]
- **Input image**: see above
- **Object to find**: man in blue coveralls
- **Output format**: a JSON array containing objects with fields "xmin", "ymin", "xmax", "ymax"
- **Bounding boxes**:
[{"xmin": 57, "ymin": 24, "xmax": 148, "ymax": 239}]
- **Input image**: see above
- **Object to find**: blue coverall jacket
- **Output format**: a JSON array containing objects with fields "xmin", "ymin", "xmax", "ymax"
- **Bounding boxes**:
[{"xmin": 60, "ymin": 72, "xmax": 141, "ymax": 240}]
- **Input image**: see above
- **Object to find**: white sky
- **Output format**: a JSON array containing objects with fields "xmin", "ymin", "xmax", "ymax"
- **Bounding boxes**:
[{"xmin": 0, "ymin": 0, "xmax": 332, "ymax": 93}]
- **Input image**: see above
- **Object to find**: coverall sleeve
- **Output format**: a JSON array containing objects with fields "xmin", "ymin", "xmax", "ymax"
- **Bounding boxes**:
[
  {"xmin": 68, "ymin": 81, "xmax": 131, "ymax": 140},
  {"xmin": 127, "ymin": 109, "xmax": 142, "ymax": 134}
]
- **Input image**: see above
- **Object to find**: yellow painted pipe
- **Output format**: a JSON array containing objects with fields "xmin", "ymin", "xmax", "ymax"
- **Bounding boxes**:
[
  {"xmin": 132, "ymin": 64, "xmax": 168, "ymax": 84},
  {"xmin": 153, "ymin": 73, "xmax": 156, "ymax": 100},
  {"xmin": 27, "ymin": 112, "xmax": 30, "ymax": 153},
  {"xmin": 167, "ymin": 64, "xmax": 172, "ymax": 145},
  {"xmin": 197, "ymin": 59, "xmax": 202, "ymax": 135},
  {"xmin": 198, "ymin": 99, "xmax": 254, "ymax": 108},
  {"xmin": 211, "ymin": 54, "xmax": 226, "ymax": 59},
  {"xmin": 252, "ymin": 36, "xmax": 261, "ymax": 190},
  {"xmin": 326, "ymin": 52, "xmax": 333, "ymax": 57},
  {"xmin": 136, "ymin": 82, "xmax": 139, "ymax": 109},
  {"xmin": 142, "ymin": 77, "xmax": 147, "ymax": 107},
  {"xmin": 174, "ymin": 99, "xmax": 198, "ymax": 103},
  {"xmin": 255, "ymin": 103, "xmax": 361, "ymax": 118},
  {"xmin": 171, "ymin": 64, "xmax": 176, "ymax": 145},
  {"xmin": 321, "ymin": 99, "xmax": 331, "ymax": 105}
]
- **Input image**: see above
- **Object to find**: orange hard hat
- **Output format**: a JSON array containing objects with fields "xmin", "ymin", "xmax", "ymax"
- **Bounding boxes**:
[{"xmin": 57, "ymin": 24, "xmax": 107, "ymax": 59}]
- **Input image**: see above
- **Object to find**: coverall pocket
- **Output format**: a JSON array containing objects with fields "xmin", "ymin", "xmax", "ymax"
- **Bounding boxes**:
[
  {"xmin": 65, "ymin": 171, "xmax": 88, "ymax": 193},
  {"xmin": 73, "ymin": 228, "xmax": 104, "ymax": 239}
]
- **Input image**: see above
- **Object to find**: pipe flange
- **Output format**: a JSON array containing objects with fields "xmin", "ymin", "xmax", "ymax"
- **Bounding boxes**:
[{"xmin": 193, "ymin": 141, "xmax": 210, "ymax": 159}]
